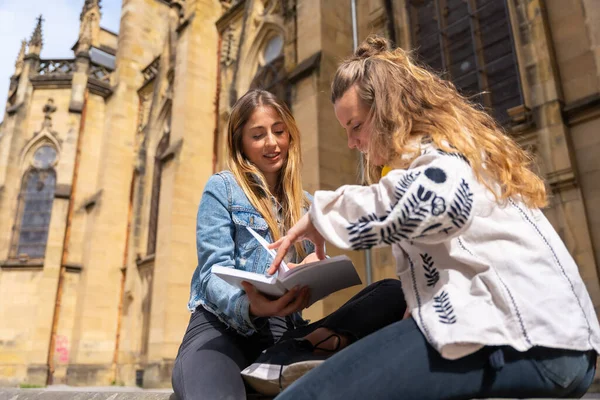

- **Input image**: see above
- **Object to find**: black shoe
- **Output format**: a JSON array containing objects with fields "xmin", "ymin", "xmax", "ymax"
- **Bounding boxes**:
[{"xmin": 242, "ymin": 335, "xmax": 341, "ymax": 395}]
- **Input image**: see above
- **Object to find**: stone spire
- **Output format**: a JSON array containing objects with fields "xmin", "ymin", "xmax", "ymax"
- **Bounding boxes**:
[
  {"xmin": 80, "ymin": 0, "xmax": 102, "ymax": 20},
  {"xmin": 15, "ymin": 39, "xmax": 27, "ymax": 74},
  {"xmin": 28, "ymin": 15, "xmax": 44, "ymax": 56},
  {"xmin": 76, "ymin": 15, "xmax": 93, "ymax": 54},
  {"xmin": 77, "ymin": 0, "xmax": 101, "ymax": 53}
]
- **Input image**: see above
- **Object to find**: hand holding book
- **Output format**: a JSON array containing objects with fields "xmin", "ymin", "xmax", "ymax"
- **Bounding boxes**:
[{"xmin": 241, "ymin": 281, "xmax": 310, "ymax": 318}]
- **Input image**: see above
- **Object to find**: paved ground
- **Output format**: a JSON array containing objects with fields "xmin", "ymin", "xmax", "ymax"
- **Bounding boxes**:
[
  {"xmin": 35, "ymin": 386, "xmax": 598, "ymax": 397},
  {"xmin": 42, "ymin": 386, "xmax": 172, "ymax": 393},
  {"xmin": 3, "ymin": 386, "xmax": 600, "ymax": 399},
  {"xmin": 0, "ymin": 388, "xmax": 274, "ymax": 400}
]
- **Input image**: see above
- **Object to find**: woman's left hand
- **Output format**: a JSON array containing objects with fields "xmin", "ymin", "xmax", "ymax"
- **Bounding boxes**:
[{"xmin": 268, "ymin": 213, "xmax": 326, "ymax": 275}]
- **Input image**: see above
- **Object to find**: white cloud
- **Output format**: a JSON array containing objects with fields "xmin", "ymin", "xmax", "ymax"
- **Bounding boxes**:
[{"xmin": 0, "ymin": 0, "xmax": 122, "ymax": 121}]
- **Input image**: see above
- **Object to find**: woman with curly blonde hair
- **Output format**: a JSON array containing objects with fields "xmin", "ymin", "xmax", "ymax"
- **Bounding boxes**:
[{"xmin": 265, "ymin": 36, "xmax": 600, "ymax": 399}]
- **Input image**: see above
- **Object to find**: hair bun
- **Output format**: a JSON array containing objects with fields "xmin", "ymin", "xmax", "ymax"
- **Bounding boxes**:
[{"xmin": 354, "ymin": 35, "xmax": 390, "ymax": 59}]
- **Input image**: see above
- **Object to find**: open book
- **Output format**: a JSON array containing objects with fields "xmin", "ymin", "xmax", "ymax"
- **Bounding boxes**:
[{"xmin": 212, "ymin": 228, "xmax": 362, "ymax": 306}]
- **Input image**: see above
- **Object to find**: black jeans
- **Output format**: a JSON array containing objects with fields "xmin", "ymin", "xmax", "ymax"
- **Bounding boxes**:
[{"xmin": 171, "ymin": 279, "xmax": 406, "ymax": 400}]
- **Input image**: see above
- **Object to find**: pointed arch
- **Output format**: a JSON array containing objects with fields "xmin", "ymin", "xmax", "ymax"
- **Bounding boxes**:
[
  {"xmin": 250, "ymin": 54, "xmax": 289, "ymax": 105},
  {"xmin": 237, "ymin": 21, "xmax": 285, "ymax": 95},
  {"xmin": 20, "ymin": 131, "xmax": 61, "ymax": 174},
  {"xmin": 10, "ymin": 144, "xmax": 58, "ymax": 261}
]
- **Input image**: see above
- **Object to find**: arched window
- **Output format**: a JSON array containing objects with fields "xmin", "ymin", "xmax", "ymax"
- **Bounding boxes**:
[
  {"xmin": 250, "ymin": 35, "xmax": 290, "ymax": 105},
  {"xmin": 408, "ymin": 0, "xmax": 523, "ymax": 125},
  {"xmin": 263, "ymin": 35, "xmax": 283, "ymax": 65},
  {"xmin": 147, "ymin": 133, "xmax": 170, "ymax": 255},
  {"xmin": 11, "ymin": 145, "xmax": 57, "ymax": 260}
]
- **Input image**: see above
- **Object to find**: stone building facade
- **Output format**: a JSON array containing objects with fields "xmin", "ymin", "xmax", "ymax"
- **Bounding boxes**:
[{"xmin": 0, "ymin": 0, "xmax": 599, "ymax": 389}]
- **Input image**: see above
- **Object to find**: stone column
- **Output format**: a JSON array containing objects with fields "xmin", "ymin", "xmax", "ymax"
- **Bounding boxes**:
[
  {"xmin": 66, "ymin": 0, "xmax": 167, "ymax": 386},
  {"xmin": 141, "ymin": 0, "xmax": 221, "ymax": 388}
]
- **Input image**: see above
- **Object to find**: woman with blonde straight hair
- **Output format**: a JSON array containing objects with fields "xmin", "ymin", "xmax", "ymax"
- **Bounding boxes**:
[
  {"xmin": 172, "ymin": 89, "xmax": 406, "ymax": 399},
  {"xmin": 226, "ymin": 88, "xmax": 310, "ymax": 261},
  {"xmin": 267, "ymin": 36, "xmax": 599, "ymax": 399}
]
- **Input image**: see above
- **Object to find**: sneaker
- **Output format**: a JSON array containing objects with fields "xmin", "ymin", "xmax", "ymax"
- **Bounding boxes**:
[{"xmin": 242, "ymin": 335, "xmax": 340, "ymax": 395}]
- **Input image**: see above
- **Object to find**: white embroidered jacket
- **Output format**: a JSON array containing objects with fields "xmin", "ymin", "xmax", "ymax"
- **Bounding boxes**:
[{"xmin": 309, "ymin": 144, "xmax": 600, "ymax": 359}]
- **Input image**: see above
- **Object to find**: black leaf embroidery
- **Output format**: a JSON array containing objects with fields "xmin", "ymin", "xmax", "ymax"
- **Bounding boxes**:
[
  {"xmin": 347, "ymin": 213, "xmax": 385, "ymax": 250},
  {"xmin": 347, "ymin": 172, "xmax": 457, "ymax": 247},
  {"xmin": 421, "ymin": 222, "xmax": 443, "ymax": 234},
  {"xmin": 448, "ymin": 179, "xmax": 473, "ymax": 229},
  {"xmin": 379, "ymin": 221, "xmax": 403, "ymax": 245},
  {"xmin": 381, "ymin": 188, "xmax": 429, "ymax": 244},
  {"xmin": 394, "ymin": 171, "xmax": 421, "ymax": 202},
  {"xmin": 433, "ymin": 290, "xmax": 457, "ymax": 324},
  {"xmin": 439, "ymin": 226, "xmax": 454, "ymax": 235},
  {"xmin": 421, "ymin": 253, "xmax": 439, "ymax": 287},
  {"xmin": 437, "ymin": 149, "xmax": 469, "ymax": 164},
  {"xmin": 416, "ymin": 223, "xmax": 453, "ymax": 239}
]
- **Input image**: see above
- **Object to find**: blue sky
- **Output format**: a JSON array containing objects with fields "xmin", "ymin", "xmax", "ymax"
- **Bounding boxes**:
[{"xmin": 0, "ymin": 0, "xmax": 122, "ymax": 120}]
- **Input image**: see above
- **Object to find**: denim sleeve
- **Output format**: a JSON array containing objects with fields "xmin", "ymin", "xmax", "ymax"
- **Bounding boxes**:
[
  {"xmin": 302, "ymin": 191, "xmax": 316, "ymax": 255},
  {"xmin": 196, "ymin": 175, "xmax": 255, "ymax": 335}
]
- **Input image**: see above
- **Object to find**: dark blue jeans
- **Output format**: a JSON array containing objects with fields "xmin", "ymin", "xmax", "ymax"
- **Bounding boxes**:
[{"xmin": 276, "ymin": 317, "xmax": 596, "ymax": 400}]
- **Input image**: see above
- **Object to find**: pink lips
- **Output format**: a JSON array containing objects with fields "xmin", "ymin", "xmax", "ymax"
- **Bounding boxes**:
[{"xmin": 264, "ymin": 153, "xmax": 281, "ymax": 162}]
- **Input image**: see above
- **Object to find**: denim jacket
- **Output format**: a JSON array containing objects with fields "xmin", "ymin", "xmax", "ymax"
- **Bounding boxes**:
[{"xmin": 187, "ymin": 171, "xmax": 315, "ymax": 336}]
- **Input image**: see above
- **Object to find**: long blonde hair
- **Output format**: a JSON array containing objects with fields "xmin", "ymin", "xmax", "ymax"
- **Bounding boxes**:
[
  {"xmin": 331, "ymin": 35, "xmax": 547, "ymax": 208},
  {"xmin": 227, "ymin": 89, "xmax": 308, "ymax": 258}
]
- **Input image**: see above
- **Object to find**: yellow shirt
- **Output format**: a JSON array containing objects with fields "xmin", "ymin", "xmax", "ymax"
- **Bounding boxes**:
[{"xmin": 381, "ymin": 165, "xmax": 392, "ymax": 178}]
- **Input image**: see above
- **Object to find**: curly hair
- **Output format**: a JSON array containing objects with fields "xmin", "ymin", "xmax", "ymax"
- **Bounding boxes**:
[{"xmin": 331, "ymin": 35, "xmax": 546, "ymax": 208}]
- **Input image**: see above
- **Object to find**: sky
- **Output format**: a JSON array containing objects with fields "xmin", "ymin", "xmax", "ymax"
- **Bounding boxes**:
[{"xmin": 0, "ymin": 0, "xmax": 122, "ymax": 120}]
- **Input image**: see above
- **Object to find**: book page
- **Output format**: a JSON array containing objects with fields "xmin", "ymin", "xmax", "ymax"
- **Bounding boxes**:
[
  {"xmin": 212, "ymin": 266, "xmax": 287, "ymax": 297},
  {"xmin": 278, "ymin": 256, "xmax": 361, "ymax": 306}
]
